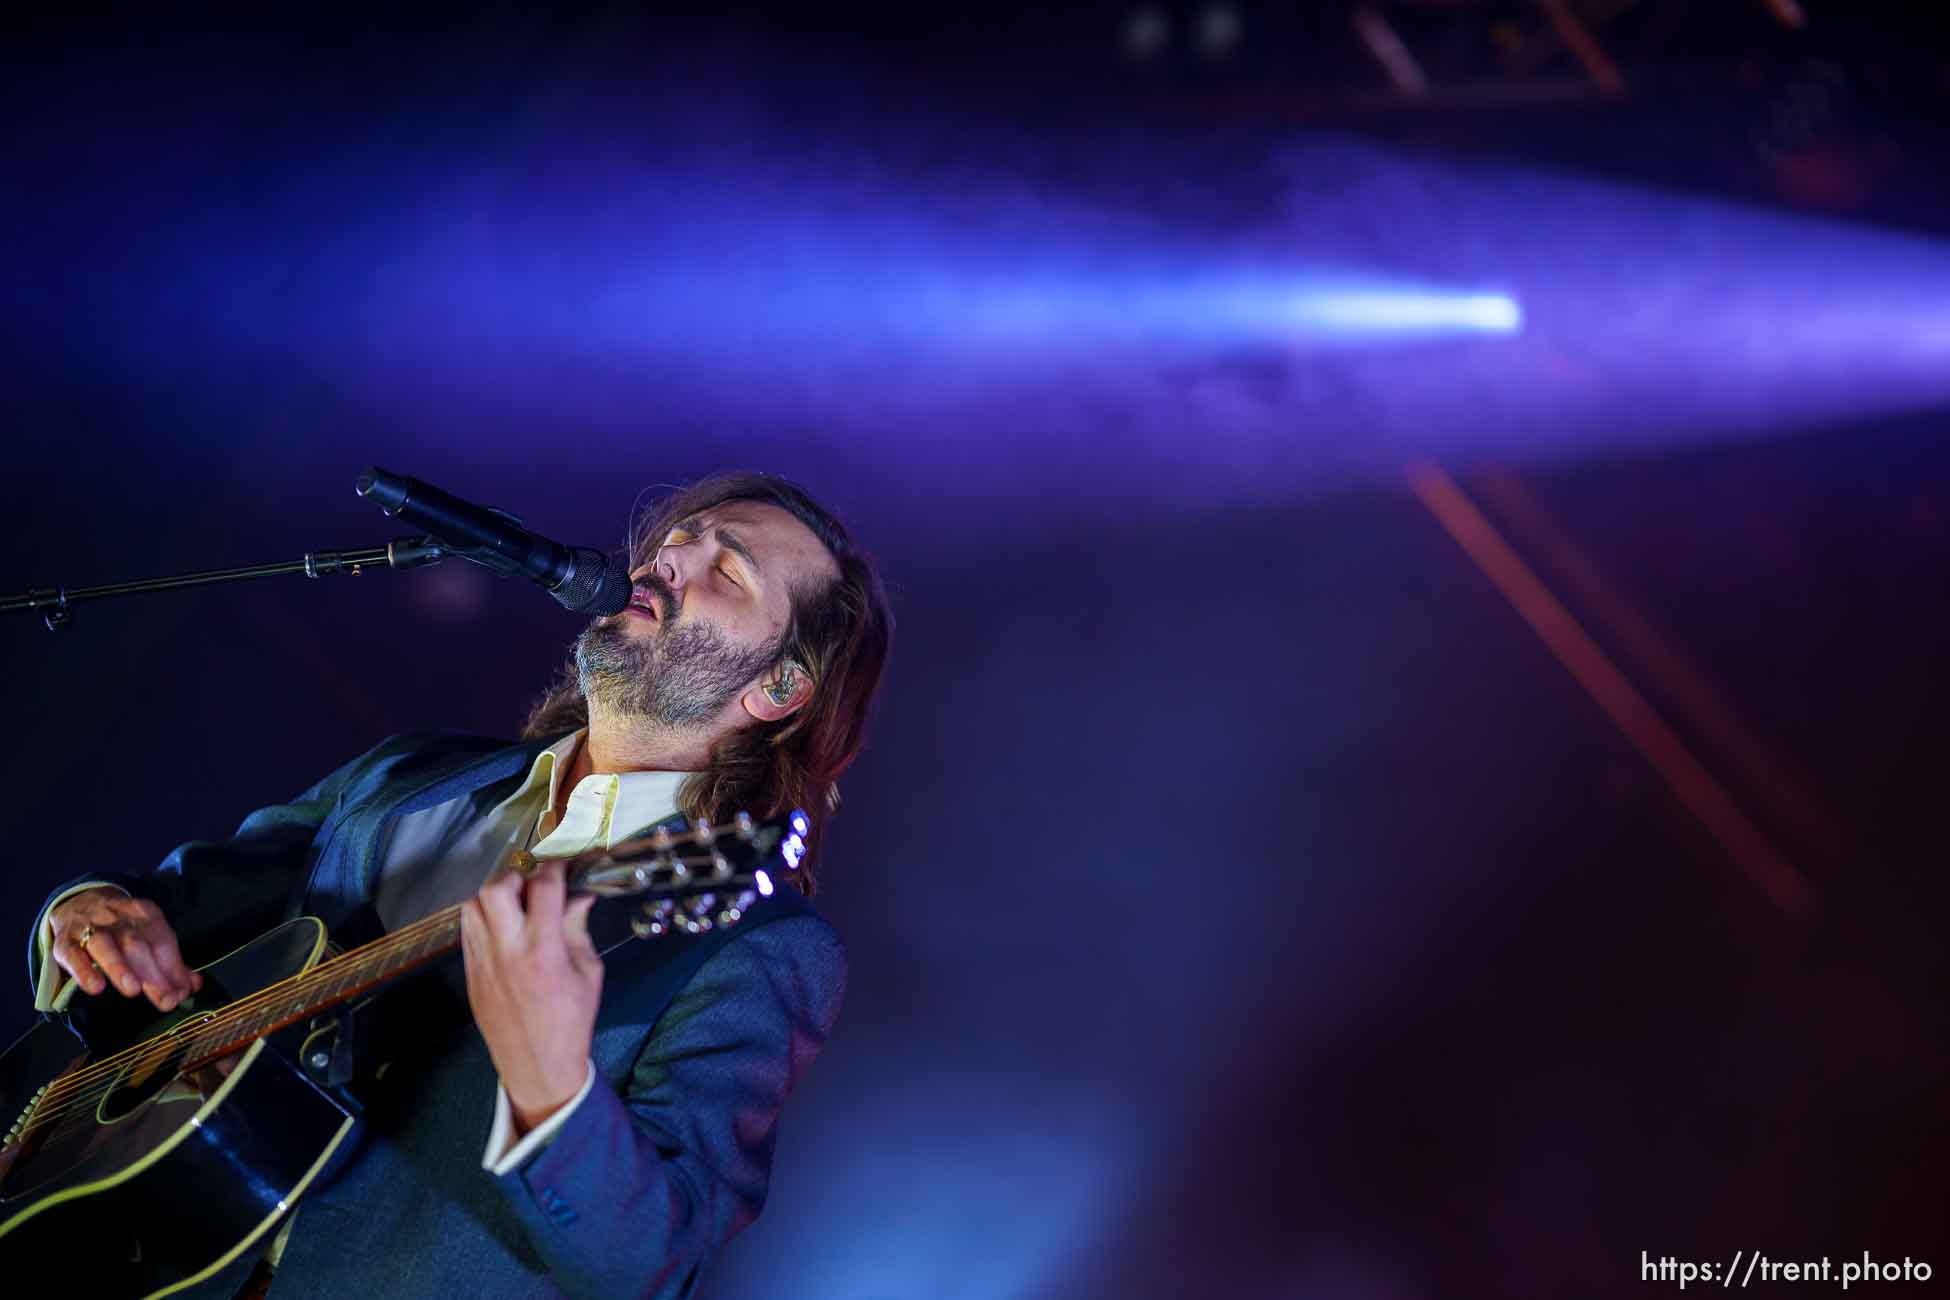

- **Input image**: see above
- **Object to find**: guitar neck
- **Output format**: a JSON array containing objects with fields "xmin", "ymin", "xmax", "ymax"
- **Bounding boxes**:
[
  {"xmin": 180, "ymin": 906, "xmax": 463, "ymax": 1071},
  {"xmin": 172, "ymin": 810, "xmax": 803, "ymax": 1072}
]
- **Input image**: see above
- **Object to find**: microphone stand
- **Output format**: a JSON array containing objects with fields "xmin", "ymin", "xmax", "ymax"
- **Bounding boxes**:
[{"xmin": 1, "ymin": 537, "xmax": 449, "ymax": 632}]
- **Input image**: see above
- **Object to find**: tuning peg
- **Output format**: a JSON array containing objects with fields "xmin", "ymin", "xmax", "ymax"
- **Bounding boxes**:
[
  {"xmin": 711, "ymin": 887, "xmax": 761, "ymax": 926},
  {"xmin": 683, "ymin": 892, "xmax": 718, "ymax": 933},
  {"xmin": 711, "ymin": 889, "xmax": 762, "ymax": 927},
  {"xmin": 734, "ymin": 811, "xmax": 755, "ymax": 839},
  {"xmin": 630, "ymin": 899, "xmax": 677, "ymax": 939},
  {"xmin": 691, "ymin": 816, "xmax": 715, "ymax": 845}
]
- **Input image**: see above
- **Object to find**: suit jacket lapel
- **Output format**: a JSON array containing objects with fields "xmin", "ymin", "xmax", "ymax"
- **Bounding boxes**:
[{"xmin": 307, "ymin": 738, "xmax": 551, "ymax": 922}]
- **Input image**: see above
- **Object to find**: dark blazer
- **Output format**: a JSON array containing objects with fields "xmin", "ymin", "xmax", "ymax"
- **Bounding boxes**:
[{"xmin": 23, "ymin": 732, "xmax": 847, "ymax": 1300}]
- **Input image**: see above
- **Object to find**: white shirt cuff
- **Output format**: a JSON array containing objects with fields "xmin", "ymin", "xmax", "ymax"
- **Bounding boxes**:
[
  {"xmin": 482, "ymin": 1059, "xmax": 597, "ymax": 1174},
  {"xmin": 34, "ymin": 883, "xmax": 131, "ymax": 1013}
]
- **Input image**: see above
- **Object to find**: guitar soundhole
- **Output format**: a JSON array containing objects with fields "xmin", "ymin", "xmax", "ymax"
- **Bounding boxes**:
[{"xmin": 96, "ymin": 1012, "xmax": 222, "ymax": 1124}]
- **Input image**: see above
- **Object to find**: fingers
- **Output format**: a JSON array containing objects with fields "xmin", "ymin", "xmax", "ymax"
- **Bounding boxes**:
[
  {"xmin": 51, "ymin": 894, "xmax": 200, "ymax": 1009},
  {"xmin": 563, "ymin": 894, "xmax": 602, "ymax": 979},
  {"xmin": 50, "ymin": 890, "xmax": 125, "ymax": 995},
  {"xmin": 458, "ymin": 898, "xmax": 485, "ymax": 993},
  {"xmin": 563, "ymin": 892, "xmax": 596, "ymax": 942},
  {"xmin": 147, "ymin": 926, "xmax": 200, "ymax": 996},
  {"xmin": 78, "ymin": 927, "xmax": 142, "ymax": 999},
  {"xmin": 471, "ymin": 860, "xmax": 598, "ymax": 980},
  {"xmin": 115, "ymin": 902, "xmax": 198, "ymax": 1011},
  {"xmin": 476, "ymin": 860, "xmax": 573, "ymax": 948},
  {"xmin": 525, "ymin": 861, "xmax": 567, "ymax": 934},
  {"xmin": 112, "ymin": 928, "xmax": 174, "ymax": 1004},
  {"xmin": 53, "ymin": 930, "xmax": 112, "ymax": 997},
  {"xmin": 475, "ymin": 864, "xmax": 527, "ymax": 941},
  {"xmin": 97, "ymin": 928, "xmax": 190, "ymax": 1011}
]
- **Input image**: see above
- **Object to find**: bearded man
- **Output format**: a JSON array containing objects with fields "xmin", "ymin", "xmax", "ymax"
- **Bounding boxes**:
[{"xmin": 22, "ymin": 472, "xmax": 893, "ymax": 1299}]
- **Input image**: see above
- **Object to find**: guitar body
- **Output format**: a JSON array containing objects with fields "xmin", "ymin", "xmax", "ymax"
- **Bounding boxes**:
[{"xmin": 0, "ymin": 917, "xmax": 360, "ymax": 1297}]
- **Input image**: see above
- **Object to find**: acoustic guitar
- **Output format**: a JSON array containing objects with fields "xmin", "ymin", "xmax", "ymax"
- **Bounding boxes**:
[{"xmin": 0, "ymin": 811, "xmax": 807, "ymax": 1297}]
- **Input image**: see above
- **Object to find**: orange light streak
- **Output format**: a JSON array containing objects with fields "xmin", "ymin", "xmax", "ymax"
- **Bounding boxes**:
[{"xmin": 1408, "ymin": 461, "xmax": 1814, "ymax": 915}]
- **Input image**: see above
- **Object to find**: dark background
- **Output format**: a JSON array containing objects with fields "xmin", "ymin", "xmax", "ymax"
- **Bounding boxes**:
[{"xmin": 3, "ymin": 4, "xmax": 1945, "ymax": 1296}]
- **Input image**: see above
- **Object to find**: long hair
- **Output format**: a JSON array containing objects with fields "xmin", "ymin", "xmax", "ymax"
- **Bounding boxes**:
[{"xmin": 521, "ymin": 472, "xmax": 893, "ymax": 895}]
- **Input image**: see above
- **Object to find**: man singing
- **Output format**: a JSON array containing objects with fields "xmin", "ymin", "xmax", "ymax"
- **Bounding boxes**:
[{"xmin": 24, "ymin": 471, "xmax": 893, "ymax": 1298}]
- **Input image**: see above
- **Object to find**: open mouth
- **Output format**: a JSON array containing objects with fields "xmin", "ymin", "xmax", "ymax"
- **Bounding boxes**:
[{"xmin": 625, "ymin": 587, "xmax": 663, "ymax": 623}]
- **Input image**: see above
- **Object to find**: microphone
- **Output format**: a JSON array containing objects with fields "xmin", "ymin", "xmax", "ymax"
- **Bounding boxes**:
[{"xmin": 355, "ymin": 467, "xmax": 632, "ymax": 615}]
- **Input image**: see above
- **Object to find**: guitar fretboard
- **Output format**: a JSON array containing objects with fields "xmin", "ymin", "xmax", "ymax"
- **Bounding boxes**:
[{"xmin": 179, "ymin": 907, "xmax": 462, "ymax": 1070}]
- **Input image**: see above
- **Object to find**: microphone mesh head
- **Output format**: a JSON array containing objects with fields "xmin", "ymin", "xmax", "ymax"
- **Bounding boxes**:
[{"xmin": 553, "ymin": 550, "xmax": 633, "ymax": 615}]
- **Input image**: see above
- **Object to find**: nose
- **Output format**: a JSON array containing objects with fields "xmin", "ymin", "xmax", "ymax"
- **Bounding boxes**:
[{"xmin": 648, "ymin": 541, "xmax": 697, "ymax": 596}]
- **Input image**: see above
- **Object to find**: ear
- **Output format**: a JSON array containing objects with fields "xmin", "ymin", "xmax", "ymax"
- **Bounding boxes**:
[{"xmin": 741, "ymin": 660, "xmax": 813, "ymax": 723}]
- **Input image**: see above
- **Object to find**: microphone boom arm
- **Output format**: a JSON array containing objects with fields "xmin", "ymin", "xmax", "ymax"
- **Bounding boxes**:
[{"xmin": 2, "ymin": 537, "xmax": 448, "ymax": 633}]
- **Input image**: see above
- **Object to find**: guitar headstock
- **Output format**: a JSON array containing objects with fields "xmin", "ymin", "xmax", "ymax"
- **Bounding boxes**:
[{"xmin": 566, "ymin": 810, "xmax": 810, "ymax": 941}]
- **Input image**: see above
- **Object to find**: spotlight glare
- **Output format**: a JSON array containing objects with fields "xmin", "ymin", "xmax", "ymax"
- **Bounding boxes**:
[
  {"xmin": 1463, "ymin": 294, "xmax": 1524, "ymax": 332},
  {"xmin": 1290, "ymin": 289, "xmax": 1523, "ymax": 336}
]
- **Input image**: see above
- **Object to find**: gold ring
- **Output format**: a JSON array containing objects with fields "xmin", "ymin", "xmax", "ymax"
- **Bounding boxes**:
[{"xmin": 75, "ymin": 923, "xmax": 94, "ymax": 951}]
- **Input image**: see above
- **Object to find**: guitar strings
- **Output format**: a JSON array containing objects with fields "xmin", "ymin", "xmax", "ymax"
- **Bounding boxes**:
[
  {"xmin": 35, "ymin": 901, "xmax": 454, "ymax": 1097},
  {"xmin": 19, "ymin": 855, "xmax": 694, "ymax": 1140},
  {"xmin": 22, "ymin": 876, "xmax": 602, "ymax": 1143},
  {"xmin": 15, "ymin": 838, "xmax": 765, "ymax": 1148},
  {"xmin": 31, "ymin": 839, "xmax": 732, "ymax": 1109},
  {"xmin": 14, "ymin": 905, "xmax": 464, "ymax": 1144},
  {"xmin": 13, "ymin": 844, "xmax": 747, "ymax": 1147}
]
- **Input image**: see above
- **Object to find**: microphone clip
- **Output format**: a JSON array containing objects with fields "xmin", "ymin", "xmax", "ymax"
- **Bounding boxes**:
[{"xmin": 444, "ymin": 508, "xmax": 531, "ymax": 579}]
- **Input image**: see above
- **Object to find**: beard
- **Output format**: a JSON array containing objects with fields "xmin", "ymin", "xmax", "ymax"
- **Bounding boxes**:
[{"xmin": 574, "ymin": 599, "xmax": 785, "ymax": 730}]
